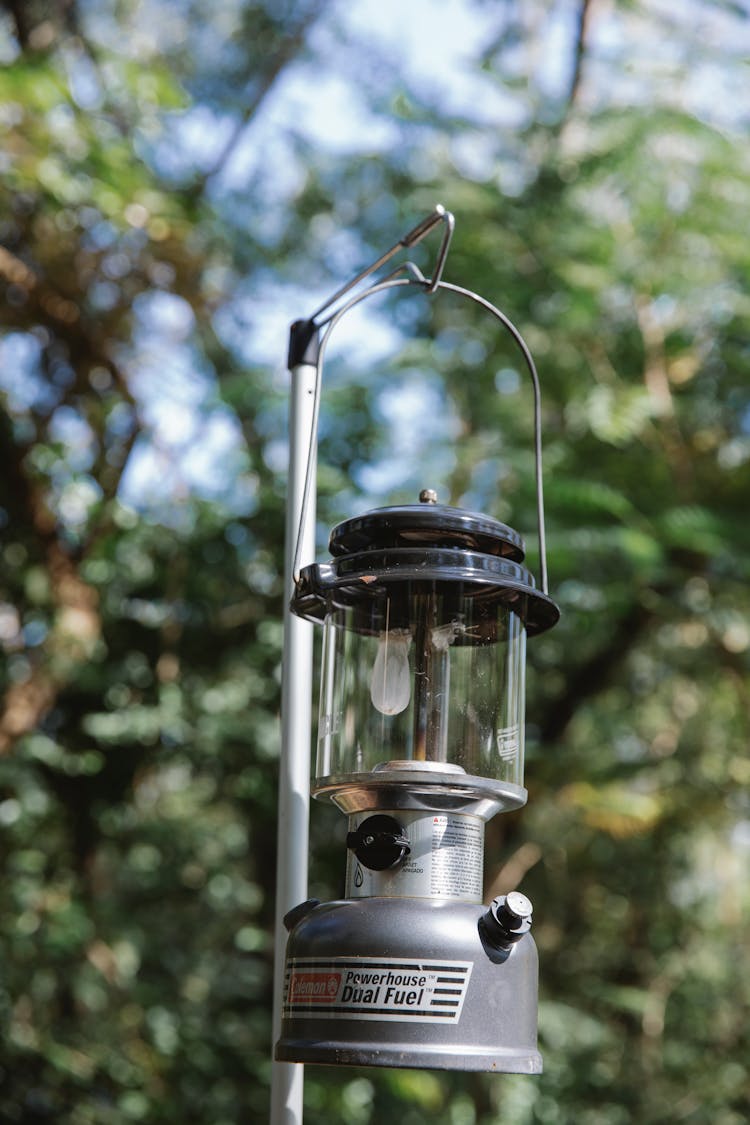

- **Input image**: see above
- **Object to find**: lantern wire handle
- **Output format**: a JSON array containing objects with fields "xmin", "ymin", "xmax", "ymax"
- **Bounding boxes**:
[{"xmin": 292, "ymin": 222, "xmax": 551, "ymax": 598}]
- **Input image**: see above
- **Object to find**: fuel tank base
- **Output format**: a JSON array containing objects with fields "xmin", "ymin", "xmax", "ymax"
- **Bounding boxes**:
[{"xmin": 275, "ymin": 897, "xmax": 542, "ymax": 1074}]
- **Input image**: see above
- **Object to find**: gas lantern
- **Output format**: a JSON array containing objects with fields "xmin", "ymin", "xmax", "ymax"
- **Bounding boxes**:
[{"xmin": 273, "ymin": 207, "xmax": 560, "ymax": 1077}]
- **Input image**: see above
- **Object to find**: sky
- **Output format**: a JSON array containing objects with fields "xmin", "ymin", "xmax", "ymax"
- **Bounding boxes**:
[
  {"xmin": 117, "ymin": 0, "xmax": 750, "ymax": 517},
  {"xmin": 3, "ymin": 0, "xmax": 749, "ymax": 521},
  {"xmin": 115, "ymin": 0, "xmax": 582, "ymax": 516}
]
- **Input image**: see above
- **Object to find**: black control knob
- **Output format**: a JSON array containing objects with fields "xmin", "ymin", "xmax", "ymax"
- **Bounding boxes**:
[{"xmin": 346, "ymin": 814, "xmax": 410, "ymax": 871}]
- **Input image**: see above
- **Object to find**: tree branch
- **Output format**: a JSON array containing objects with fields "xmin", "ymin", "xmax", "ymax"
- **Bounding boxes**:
[
  {"xmin": 566, "ymin": 0, "xmax": 594, "ymax": 117},
  {"xmin": 537, "ymin": 599, "xmax": 654, "ymax": 746},
  {"xmin": 0, "ymin": 418, "xmax": 101, "ymax": 755},
  {"xmin": 190, "ymin": 4, "xmax": 326, "ymax": 195},
  {"xmin": 2, "ymin": 0, "xmax": 31, "ymax": 48}
]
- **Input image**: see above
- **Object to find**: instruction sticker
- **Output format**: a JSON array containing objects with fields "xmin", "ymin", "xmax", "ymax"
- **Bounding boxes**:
[
  {"xmin": 284, "ymin": 956, "xmax": 473, "ymax": 1023},
  {"xmin": 429, "ymin": 815, "xmax": 483, "ymax": 899}
]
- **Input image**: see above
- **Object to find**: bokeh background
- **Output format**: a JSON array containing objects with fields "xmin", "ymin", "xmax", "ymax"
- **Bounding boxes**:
[{"xmin": 0, "ymin": 1, "xmax": 748, "ymax": 1121}]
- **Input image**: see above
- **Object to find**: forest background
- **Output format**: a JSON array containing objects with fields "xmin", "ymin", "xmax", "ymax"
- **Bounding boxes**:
[{"xmin": 0, "ymin": 1, "xmax": 748, "ymax": 1122}]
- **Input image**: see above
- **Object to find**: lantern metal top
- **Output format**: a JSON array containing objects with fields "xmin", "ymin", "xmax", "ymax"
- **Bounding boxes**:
[
  {"xmin": 291, "ymin": 498, "xmax": 560, "ymax": 637},
  {"xmin": 329, "ymin": 499, "xmax": 526, "ymax": 561}
]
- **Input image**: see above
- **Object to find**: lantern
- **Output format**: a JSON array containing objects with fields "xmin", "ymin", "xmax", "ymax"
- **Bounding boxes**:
[{"xmin": 273, "ymin": 207, "xmax": 560, "ymax": 1076}]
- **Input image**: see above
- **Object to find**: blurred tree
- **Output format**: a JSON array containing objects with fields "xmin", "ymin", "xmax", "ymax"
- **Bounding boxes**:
[{"xmin": 0, "ymin": 1, "xmax": 748, "ymax": 1122}]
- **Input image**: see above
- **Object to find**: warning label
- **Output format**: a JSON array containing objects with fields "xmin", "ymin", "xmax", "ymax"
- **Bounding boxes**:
[
  {"xmin": 284, "ymin": 957, "xmax": 472, "ymax": 1022},
  {"xmin": 430, "ymin": 815, "xmax": 483, "ymax": 899}
]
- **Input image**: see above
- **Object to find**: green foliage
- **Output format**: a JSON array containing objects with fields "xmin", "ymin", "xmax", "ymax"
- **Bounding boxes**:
[{"xmin": 0, "ymin": 1, "xmax": 748, "ymax": 1122}]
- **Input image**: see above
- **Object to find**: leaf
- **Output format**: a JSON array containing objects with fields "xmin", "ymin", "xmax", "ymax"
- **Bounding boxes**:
[
  {"xmin": 538, "ymin": 1001, "xmax": 614, "ymax": 1050},
  {"xmin": 559, "ymin": 781, "xmax": 664, "ymax": 838},
  {"xmin": 657, "ymin": 505, "xmax": 733, "ymax": 557},
  {"xmin": 546, "ymin": 477, "xmax": 637, "ymax": 522}
]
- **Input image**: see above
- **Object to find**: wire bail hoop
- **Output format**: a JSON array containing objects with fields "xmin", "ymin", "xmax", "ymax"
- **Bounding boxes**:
[{"xmin": 292, "ymin": 275, "xmax": 551, "ymax": 596}]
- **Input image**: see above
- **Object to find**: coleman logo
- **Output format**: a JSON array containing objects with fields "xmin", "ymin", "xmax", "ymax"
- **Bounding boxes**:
[
  {"xmin": 284, "ymin": 957, "xmax": 472, "ymax": 1024},
  {"xmin": 289, "ymin": 971, "xmax": 341, "ymax": 1002}
]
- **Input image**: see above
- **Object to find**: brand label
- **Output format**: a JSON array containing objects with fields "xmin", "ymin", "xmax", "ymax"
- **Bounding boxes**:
[
  {"xmin": 284, "ymin": 957, "xmax": 472, "ymax": 1022},
  {"xmin": 288, "ymin": 972, "xmax": 340, "ymax": 1003},
  {"xmin": 496, "ymin": 724, "xmax": 519, "ymax": 761}
]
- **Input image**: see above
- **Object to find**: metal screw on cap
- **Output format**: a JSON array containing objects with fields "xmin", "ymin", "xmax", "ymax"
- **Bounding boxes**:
[
  {"xmin": 419, "ymin": 488, "xmax": 438, "ymax": 504},
  {"xmin": 479, "ymin": 892, "xmax": 534, "ymax": 953},
  {"xmin": 505, "ymin": 891, "xmax": 533, "ymax": 922}
]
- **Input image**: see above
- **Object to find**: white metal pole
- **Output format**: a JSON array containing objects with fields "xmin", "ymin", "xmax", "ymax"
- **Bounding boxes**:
[{"xmin": 270, "ymin": 353, "xmax": 317, "ymax": 1125}]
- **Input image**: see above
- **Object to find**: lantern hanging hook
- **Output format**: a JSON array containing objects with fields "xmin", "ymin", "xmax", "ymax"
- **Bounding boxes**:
[{"xmin": 309, "ymin": 204, "xmax": 454, "ymax": 326}]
